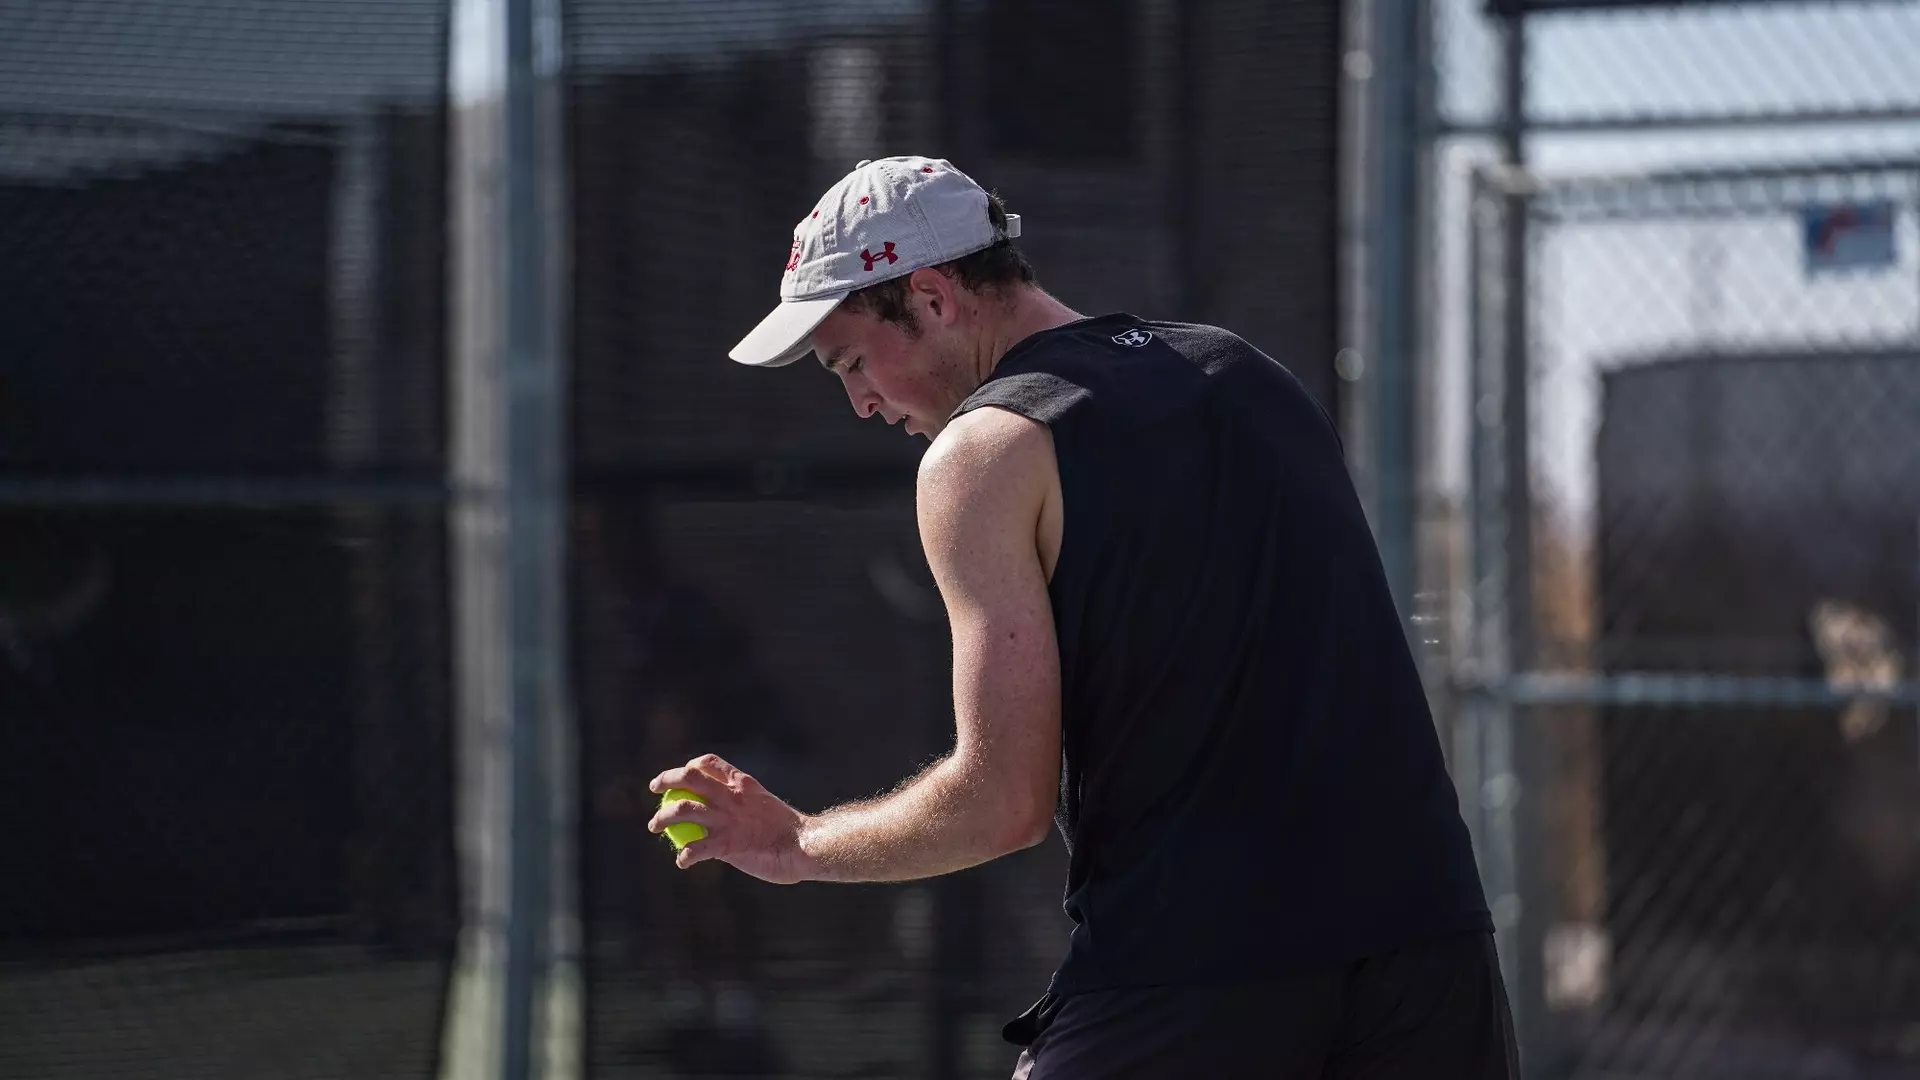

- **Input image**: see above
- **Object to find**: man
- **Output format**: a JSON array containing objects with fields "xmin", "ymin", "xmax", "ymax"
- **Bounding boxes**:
[{"xmin": 649, "ymin": 156, "xmax": 1515, "ymax": 1078}]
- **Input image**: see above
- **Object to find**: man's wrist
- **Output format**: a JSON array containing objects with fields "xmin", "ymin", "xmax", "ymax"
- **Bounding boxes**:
[{"xmin": 788, "ymin": 811, "xmax": 825, "ymax": 883}]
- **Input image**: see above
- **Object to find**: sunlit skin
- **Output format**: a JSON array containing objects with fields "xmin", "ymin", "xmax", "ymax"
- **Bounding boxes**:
[{"xmin": 645, "ymin": 267, "xmax": 1081, "ymax": 884}]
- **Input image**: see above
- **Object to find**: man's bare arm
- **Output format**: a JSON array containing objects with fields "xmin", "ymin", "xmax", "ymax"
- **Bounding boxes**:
[
  {"xmin": 798, "ymin": 406, "xmax": 1061, "ymax": 880},
  {"xmin": 647, "ymin": 406, "xmax": 1062, "ymax": 883}
]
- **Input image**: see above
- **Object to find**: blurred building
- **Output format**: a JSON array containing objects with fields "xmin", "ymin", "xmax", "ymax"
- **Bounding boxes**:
[{"xmin": 1595, "ymin": 348, "xmax": 1920, "ymax": 1043}]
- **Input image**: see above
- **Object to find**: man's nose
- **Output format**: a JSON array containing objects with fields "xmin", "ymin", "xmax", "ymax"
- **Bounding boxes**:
[{"xmin": 844, "ymin": 380, "xmax": 879, "ymax": 419}]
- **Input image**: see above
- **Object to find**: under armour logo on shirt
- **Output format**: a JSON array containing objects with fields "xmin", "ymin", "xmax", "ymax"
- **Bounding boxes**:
[{"xmin": 1113, "ymin": 329, "xmax": 1153, "ymax": 348}]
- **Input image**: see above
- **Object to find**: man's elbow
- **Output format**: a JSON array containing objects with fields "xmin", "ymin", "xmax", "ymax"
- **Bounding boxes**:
[
  {"xmin": 1012, "ymin": 810, "xmax": 1053, "ymax": 851},
  {"xmin": 994, "ymin": 796, "xmax": 1054, "ymax": 854}
]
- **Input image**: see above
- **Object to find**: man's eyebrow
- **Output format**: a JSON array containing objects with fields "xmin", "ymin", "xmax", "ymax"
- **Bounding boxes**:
[{"xmin": 820, "ymin": 345, "xmax": 849, "ymax": 371}]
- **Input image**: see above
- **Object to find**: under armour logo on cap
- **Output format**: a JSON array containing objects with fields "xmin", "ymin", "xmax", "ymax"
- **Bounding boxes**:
[{"xmin": 861, "ymin": 243, "xmax": 899, "ymax": 271}]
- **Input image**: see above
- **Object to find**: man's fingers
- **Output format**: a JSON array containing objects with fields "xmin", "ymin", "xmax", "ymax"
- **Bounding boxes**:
[
  {"xmin": 675, "ymin": 838, "xmax": 717, "ymax": 869},
  {"xmin": 684, "ymin": 753, "xmax": 741, "ymax": 784},
  {"xmin": 646, "ymin": 767, "xmax": 729, "ymax": 803},
  {"xmin": 646, "ymin": 799, "xmax": 716, "ymax": 836}
]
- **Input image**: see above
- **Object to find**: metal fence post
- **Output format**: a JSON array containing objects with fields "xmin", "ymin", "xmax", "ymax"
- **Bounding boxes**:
[
  {"xmin": 1494, "ymin": 10, "xmax": 1552, "ymax": 1078},
  {"xmin": 1361, "ymin": 0, "xmax": 1425, "ymax": 621},
  {"xmin": 446, "ymin": 0, "xmax": 572, "ymax": 1075},
  {"xmin": 1461, "ymin": 168, "xmax": 1491, "ymax": 856},
  {"xmin": 501, "ymin": 0, "xmax": 572, "ymax": 1075}
]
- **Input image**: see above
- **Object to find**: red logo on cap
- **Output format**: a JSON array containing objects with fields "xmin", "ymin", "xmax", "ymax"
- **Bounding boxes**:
[
  {"xmin": 861, "ymin": 242, "xmax": 898, "ymax": 271},
  {"xmin": 784, "ymin": 236, "xmax": 803, "ymax": 273}
]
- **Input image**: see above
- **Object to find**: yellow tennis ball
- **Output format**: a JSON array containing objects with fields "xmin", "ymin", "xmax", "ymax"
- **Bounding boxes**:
[{"xmin": 659, "ymin": 788, "xmax": 708, "ymax": 850}]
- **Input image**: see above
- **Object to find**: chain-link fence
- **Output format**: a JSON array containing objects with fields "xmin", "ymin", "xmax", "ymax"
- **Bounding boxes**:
[
  {"xmin": 0, "ymin": 2, "xmax": 456, "ymax": 1078},
  {"xmin": 3, "ymin": 2, "xmax": 1355, "ymax": 1079},
  {"xmin": 1434, "ymin": 3, "xmax": 1920, "ymax": 1075}
]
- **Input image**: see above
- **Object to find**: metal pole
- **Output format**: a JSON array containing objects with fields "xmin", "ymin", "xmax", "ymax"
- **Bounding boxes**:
[
  {"xmin": 443, "ymin": 0, "xmax": 570, "ymax": 1074},
  {"xmin": 1495, "ymin": 11, "xmax": 1552, "ymax": 1079},
  {"xmin": 501, "ymin": 0, "xmax": 543, "ymax": 1073},
  {"xmin": 1461, "ymin": 169, "xmax": 1491, "ymax": 846},
  {"xmin": 1409, "ymin": 0, "xmax": 1444, "ymax": 698},
  {"xmin": 1499, "ymin": 0, "xmax": 1533, "ymax": 701},
  {"xmin": 502, "ymin": 0, "xmax": 569, "ymax": 1075},
  {"xmin": 1365, "ymin": 0, "xmax": 1422, "ymax": 620}
]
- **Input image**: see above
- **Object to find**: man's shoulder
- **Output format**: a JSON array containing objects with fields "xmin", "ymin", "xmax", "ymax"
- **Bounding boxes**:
[
  {"xmin": 1140, "ymin": 319, "xmax": 1267, "ymax": 365},
  {"xmin": 922, "ymin": 406, "xmax": 1054, "ymax": 494},
  {"xmin": 916, "ymin": 407, "xmax": 1056, "ymax": 559},
  {"xmin": 951, "ymin": 341, "xmax": 1094, "ymax": 425},
  {"xmin": 953, "ymin": 315, "xmax": 1275, "ymax": 429}
]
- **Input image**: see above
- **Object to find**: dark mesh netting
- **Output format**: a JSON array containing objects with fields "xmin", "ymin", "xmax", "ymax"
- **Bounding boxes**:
[
  {"xmin": 1, "ymin": 1, "xmax": 1346, "ymax": 1077},
  {"xmin": 0, "ymin": 3, "xmax": 455, "ymax": 1078}
]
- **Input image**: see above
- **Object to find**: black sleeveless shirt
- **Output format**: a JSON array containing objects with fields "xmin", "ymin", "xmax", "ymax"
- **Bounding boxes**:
[{"xmin": 953, "ymin": 314, "xmax": 1490, "ymax": 997}]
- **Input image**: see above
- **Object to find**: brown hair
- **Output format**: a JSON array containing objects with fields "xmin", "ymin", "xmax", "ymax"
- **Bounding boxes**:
[{"xmin": 840, "ymin": 192, "xmax": 1035, "ymax": 334}]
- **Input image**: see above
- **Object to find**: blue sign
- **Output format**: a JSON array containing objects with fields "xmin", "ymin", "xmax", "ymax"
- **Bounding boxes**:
[{"xmin": 1802, "ymin": 201, "xmax": 1899, "ymax": 276}]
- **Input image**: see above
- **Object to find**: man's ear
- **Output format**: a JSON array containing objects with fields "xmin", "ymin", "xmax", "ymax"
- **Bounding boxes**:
[{"xmin": 907, "ymin": 267, "xmax": 960, "ymax": 327}]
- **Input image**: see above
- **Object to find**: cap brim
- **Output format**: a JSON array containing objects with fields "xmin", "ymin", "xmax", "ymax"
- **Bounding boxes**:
[{"xmin": 728, "ymin": 293, "xmax": 847, "ymax": 368}]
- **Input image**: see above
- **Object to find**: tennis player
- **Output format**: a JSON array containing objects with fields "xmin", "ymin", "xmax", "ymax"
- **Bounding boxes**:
[{"xmin": 649, "ymin": 156, "xmax": 1516, "ymax": 1078}]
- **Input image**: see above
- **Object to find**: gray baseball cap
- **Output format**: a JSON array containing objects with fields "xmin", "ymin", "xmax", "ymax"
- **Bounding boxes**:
[{"xmin": 728, "ymin": 156, "xmax": 1022, "ymax": 367}]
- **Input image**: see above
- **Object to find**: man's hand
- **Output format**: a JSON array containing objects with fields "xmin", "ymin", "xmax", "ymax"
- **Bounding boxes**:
[{"xmin": 647, "ymin": 754, "xmax": 811, "ymax": 883}]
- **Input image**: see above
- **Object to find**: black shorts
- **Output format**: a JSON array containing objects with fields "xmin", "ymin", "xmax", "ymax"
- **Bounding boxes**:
[{"xmin": 1006, "ymin": 931, "xmax": 1518, "ymax": 1080}]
